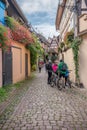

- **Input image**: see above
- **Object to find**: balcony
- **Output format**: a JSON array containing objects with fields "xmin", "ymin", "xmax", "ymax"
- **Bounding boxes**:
[{"xmin": 78, "ymin": 14, "xmax": 87, "ymax": 36}]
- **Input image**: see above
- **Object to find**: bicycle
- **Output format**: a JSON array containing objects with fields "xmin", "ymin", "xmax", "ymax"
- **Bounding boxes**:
[
  {"xmin": 50, "ymin": 72, "xmax": 57, "ymax": 87},
  {"xmin": 57, "ymin": 70, "xmax": 72, "ymax": 90},
  {"xmin": 56, "ymin": 75, "xmax": 65, "ymax": 90}
]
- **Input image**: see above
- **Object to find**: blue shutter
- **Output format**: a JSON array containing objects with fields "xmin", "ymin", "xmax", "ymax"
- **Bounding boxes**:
[{"xmin": 0, "ymin": 1, "xmax": 6, "ymax": 25}]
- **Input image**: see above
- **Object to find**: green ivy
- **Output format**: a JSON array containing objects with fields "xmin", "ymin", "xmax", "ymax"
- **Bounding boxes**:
[
  {"xmin": 65, "ymin": 31, "xmax": 74, "ymax": 46},
  {"xmin": 26, "ymin": 34, "xmax": 44, "ymax": 70},
  {"xmin": 27, "ymin": 44, "xmax": 37, "ymax": 66},
  {"xmin": 63, "ymin": 30, "xmax": 81, "ymax": 82},
  {"xmin": 60, "ymin": 42, "xmax": 65, "ymax": 48},
  {"xmin": 58, "ymin": 47, "xmax": 62, "ymax": 53},
  {"xmin": 0, "ymin": 25, "xmax": 8, "ymax": 49},
  {"xmin": 71, "ymin": 38, "xmax": 81, "ymax": 82},
  {"xmin": 5, "ymin": 16, "xmax": 15, "ymax": 30}
]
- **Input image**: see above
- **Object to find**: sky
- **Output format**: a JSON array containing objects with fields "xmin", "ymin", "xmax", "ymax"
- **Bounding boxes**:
[{"xmin": 16, "ymin": 0, "xmax": 59, "ymax": 38}]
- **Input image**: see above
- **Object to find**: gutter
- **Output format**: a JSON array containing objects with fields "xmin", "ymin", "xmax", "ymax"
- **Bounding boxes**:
[{"xmin": 56, "ymin": 0, "xmax": 67, "ymax": 30}]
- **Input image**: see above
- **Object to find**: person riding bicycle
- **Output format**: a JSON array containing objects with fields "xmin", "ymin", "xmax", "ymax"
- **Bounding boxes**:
[{"xmin": 58, "ymin": 59, "xmax": 69, "ymax": 86}]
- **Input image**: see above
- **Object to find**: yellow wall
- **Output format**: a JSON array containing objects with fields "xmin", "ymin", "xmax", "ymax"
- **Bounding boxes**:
[
  {"xmin": 59, "ymin": 49, "xmax": 75, "ymax": 82},
  {"xmin": 59, "ymin": 38, "xmax": 87, "ymax": 87},
  {"xmin": 0, "ymin": 49, "xmax": 2, "ymax": 87},
  {"xmin": 12, "ymin": 41, "xmax": 31, "ymax": 83},
  {"xmin": 79, "ymin": 34, "xmax": 87, "ymax": 88}
]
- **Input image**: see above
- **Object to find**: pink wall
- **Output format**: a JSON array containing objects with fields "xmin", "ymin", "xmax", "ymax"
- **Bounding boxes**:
[
  {"xmin": 0, "ymin": 49, "xmax": 2, "ymax": 87},
  {"xmin": 12, "ymin": 41, "xmax": 31, "ymax": 83}
]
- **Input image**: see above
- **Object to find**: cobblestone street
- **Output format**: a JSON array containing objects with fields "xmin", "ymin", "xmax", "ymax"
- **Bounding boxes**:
[{"xmin": 0, "ymin": 68, "xmax": 87, "ymax": 130}]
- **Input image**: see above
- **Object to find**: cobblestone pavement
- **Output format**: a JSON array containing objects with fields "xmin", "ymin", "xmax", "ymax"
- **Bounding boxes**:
[{"xmin": 0, "ymin": 68, "xmax": 87, "ymax": 130}]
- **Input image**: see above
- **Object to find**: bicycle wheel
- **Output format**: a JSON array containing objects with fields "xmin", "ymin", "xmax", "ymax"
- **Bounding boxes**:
[
  {"xmin": 50, "ymin": 76, "xmax": 55, "ymax": 87},
  {"xmin": 57, "ymin": 78, "xmax": 63, "ymax": 90},
  {"xmin": 67, "ymin": 78, "xmax": 72, "ymax": 88},
  {"xmin": 50, "ymin": 81, "xmax": 55, "ymax": 87}
]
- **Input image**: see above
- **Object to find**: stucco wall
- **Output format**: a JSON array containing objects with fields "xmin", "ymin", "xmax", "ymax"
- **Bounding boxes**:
[
  {"xmin": 12, "ymin": 41, "xmax": 31, "ymax": 83},
  {"xmin": 0, "ymin": 49, "xmax": 2, "ymax": 87},
  {"xmin": 59, "ymin": 0, "xmax": 74, "ymax": 40},
  {"xmin": 79, "ymin": 34, "xmax": 87, "ymax": 88},
  {"xmin": 63, "ymin": 49, "xmax": 75, "ymax": 82},
  {"xmin": 79, "ymin": 14, "xmax": 87, "ymax": 33}
]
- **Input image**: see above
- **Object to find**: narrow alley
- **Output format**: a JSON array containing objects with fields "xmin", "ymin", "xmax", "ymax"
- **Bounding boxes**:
[
  {"xmin": 0, "ymin": 0, "xmax": 87, "ymax": 130},
  {"xmin": 0, "ymin": 68, "xmax": 87, "ymax": 130}
]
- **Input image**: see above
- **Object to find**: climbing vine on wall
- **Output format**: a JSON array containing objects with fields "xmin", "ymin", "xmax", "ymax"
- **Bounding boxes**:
[
  {"xmin": 26, "ymin": 34, "xmax": 44, "ymax": 71},
  {"xmin": 0, "ymin": 24, "xmax": 12, "ymax": 49},
  {"xmin": 71, "ymin": 37, "xmax": 82, "ymax": 82},
  {"xmin": 63, "ymin": 30, "xmax": 82, "ymax": 82},
  {"xmin": 64, "ymin": 30, "xmax": 74, "ymax": 46}
]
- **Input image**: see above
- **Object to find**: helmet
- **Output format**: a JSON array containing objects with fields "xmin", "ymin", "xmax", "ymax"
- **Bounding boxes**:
[{"xmin": 60, "ymin": 59, "xmax": 63, "ymax": 62}]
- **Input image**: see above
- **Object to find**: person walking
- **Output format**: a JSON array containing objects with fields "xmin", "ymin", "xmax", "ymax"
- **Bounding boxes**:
[
  {"xmin": 58, "ymin": 59, "xmax": 68, "ymax": 86},
  {"xmin": 45, "ymin": 60, "xmax": 48, "ymax": 72},
  {"xmin": 38, "ymin": 62, "xmax": 42, "ymax": 73},
  {"xmin": 47, "ymin": 60, "xmax": 53, "ymax": 84}
]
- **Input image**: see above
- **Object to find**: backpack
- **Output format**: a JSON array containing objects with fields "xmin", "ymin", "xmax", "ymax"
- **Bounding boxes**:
[
  {"xmin": 61, "ymin": 63, "xmax": 67, "ymax": 71},
  {"xmin": 47, "ymin": 63, "xmax": 52, "ymax": 72}
]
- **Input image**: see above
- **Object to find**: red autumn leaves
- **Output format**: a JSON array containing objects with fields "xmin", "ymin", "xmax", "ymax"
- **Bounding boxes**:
[
  {"xmin": 0, "ymin": 16, "xmax": 34, "ymax": 49},
  {"xmin": 11, "ymin": 22, "xmax": 34, "ymax": 45}
]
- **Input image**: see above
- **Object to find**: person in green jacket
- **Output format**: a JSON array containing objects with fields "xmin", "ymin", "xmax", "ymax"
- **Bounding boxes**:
[{"xmin": 58, "ymin": 59, "xmax": 69, "ymax": 86}]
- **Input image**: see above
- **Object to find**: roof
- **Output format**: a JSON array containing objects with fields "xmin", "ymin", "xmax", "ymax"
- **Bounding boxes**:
[
  {"xmin": 7, "ymin": 0, "xmax": 28, "ymax": 24},
  {"xmin": 50, "ymin": 36, "xmax": 58, "ymax": 48},
  {"xmin": 55, "ymin": 0, "xmax": 67, "ymax": 30},
  {"xmin": 36, "ymin": 33, "xmax": 50, "ymax": 46}
]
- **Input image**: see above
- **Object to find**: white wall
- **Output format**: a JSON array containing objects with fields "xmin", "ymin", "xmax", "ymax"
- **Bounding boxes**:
[
  {"xmin": 63, "ymin": 49, "xmax": 75, "ymax": 82},
  {"xmin": 79, "ymin": 34, "xmax": 87, "ymax": 88}
]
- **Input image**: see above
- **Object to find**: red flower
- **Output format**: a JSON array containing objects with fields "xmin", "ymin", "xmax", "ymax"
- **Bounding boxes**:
[{"xmin": 11, "ymin": 21, "xmax": 34, "ymax": 45}]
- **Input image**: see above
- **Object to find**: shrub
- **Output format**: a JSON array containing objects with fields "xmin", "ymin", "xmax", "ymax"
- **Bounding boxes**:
[
  {"xmin": 5, "ymin": 16, "xmax": 34, "ymax": 45},
  {"xmin": 32, "ymin": 65, "xmax": 37, "ymax": 71},
  {"xmin": 0, "ymin": 25, "xmax": 12, "ymax": 49},
  {"xmin": 64, "ymin": 31, "xmax": 74, "ymax": 46}
]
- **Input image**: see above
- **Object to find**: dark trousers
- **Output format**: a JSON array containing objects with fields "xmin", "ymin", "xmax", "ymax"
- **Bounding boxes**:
[
  {"xmin": 59, "ymin": 73, "xmax": 68, "ymax": 85},
  {"xmin": 48, "ymin": 71, "xmax": 52, "ymax": 84},
  {"xmin": 39, "ymin": 67, "xmax": 41, "ymax": 73}
]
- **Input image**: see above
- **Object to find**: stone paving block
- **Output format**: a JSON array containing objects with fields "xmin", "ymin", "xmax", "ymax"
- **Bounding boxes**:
[
  {"xmin": 62, "ymin": 128, "xmax": 68, "ymax": 130},
  {"xmin": 39, "ymin": 125, "xmax": 46, "ymax": 130},
  {"xmin": 67, "ymin": 128, "xmax": 76, "ymax": 130},
  {"xmin": 1, "ymin": 70, "xmax": 87, "ymax": 130},
  {"xmin": 52, "ymin": 126, "xmax": 59, "ymax": 130}
]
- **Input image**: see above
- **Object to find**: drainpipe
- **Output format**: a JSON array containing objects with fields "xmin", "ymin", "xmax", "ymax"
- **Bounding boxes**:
[{"xmin": 74, "ymin": 0, "xmax": 78, "ymax": 39}]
